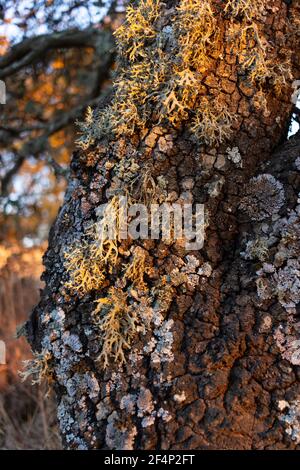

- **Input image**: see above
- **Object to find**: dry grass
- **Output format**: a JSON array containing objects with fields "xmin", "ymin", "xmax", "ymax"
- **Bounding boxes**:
[
  {"xmin": 0, "ymin": 244, "xmax": 61, "ymax": 449},
  {"xmin": 0, "ymin": 383, "xmax": 61, "ymax": 450}
]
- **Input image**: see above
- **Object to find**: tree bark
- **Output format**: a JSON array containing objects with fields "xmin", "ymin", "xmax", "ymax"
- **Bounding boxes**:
[{"xmin": 26, "ymin": 0, "xmax": 300, "ymax": 450}]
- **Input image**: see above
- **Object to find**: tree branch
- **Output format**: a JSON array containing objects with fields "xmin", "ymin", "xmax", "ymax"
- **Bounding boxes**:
[
  {"xmin": 0, "ymin": 89, "xmax": 112, "ymax": 195},
  {"xmin": 0, "ymin": 27, "xmax": 114, "ymax": 79}
]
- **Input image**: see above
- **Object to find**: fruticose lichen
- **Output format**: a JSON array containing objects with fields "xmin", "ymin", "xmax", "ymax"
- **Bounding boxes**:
[
  {"xmin": 70, "ymin": 1, "xmax": 296, "ymax": 368},
  {"xmin": 77, "ymin": 0, "xmax": 294, "ymax": 148},
  {"xmin": 19, "ymin": 351, "xmax": 54, "ymax": 386}
]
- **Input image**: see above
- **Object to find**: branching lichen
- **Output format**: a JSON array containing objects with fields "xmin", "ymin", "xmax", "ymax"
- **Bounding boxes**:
[
  {"xmin": 93, "ymin": 288, "xmax": 141, "ymax": 368},
  {"xmin": 64, "ymin": 195, "xmax": 126, "ymax": 295},
  {"xmin": 124, "ymin": 246, "xmax": 150, "ymax": 292},
  {"xmin": 78, "ymin": 0, "xmax": 294, "ymax": 147},
  {"xmin": 20, "ymin": 351, "xmax": 54, "ymax": 386}
]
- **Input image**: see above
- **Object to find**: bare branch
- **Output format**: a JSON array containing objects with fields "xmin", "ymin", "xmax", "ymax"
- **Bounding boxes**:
[
  {"xmin": 0, "ymin": 89, "xmax": 112, "ymax": 195},
  {"xmin": 0, "ymin": 27, "xmax": 114, "ymax": 79}
]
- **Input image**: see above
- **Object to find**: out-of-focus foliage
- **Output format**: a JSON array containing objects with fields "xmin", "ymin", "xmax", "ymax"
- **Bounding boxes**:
[
  {"xmin": 0, "ymin": 0, "xmax": 126, "ymax": 246},
  {"xmin": 0, "ymin": 3, "xmax": 127, "ymax": 447}
]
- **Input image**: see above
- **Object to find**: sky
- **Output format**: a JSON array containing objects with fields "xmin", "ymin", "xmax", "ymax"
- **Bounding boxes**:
[{"xmin": 0, "ymin": 0, "xmax": 113, "ymax": 44}]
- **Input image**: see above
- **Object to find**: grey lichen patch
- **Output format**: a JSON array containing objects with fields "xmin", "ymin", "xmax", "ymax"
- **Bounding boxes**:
[
  {"xmin": 157, "ymin": 407, "xmax": 172, "ymax": 422},
  {"xmin": 173, "ymin": 391, "xmax": 186, "ymax": 403},
  {"xmin": 120, "ymin": 394, "xmax": 137, "ymax": 415},
  {"xmin": 279, "ymin": 400, "xmax": 300, "ymax": 444},
  {"xmin": 275, "ymin": 260, "xmax": 300, "ymax": 312},
  {"xmin": 182, "ymin": 255, "xmax": 200, "ymax": 273},
  {"xmin": 141, "ymin": 416, "xmax": 156, "ymax": 428},
  {"xmin": 143, "ymin": 337, "xmax": 157, "ymax": 354},
  {"xmin": 250, "ymin": 193, "xmax": 300, "ymax": 368},
  {"xmin": 105, "ymin": 411, "xmax": 137, "ymax": 450},
  {"xmin": 151, "ymin": 319, "xmax": 174, "ymax": 365},
  {"xmin": 36, "ymin": 306, "xmax": 102, "ymax": 448},
  {"xmin": 57, "ymin": 395, "xmax": 94, "ymax": 450},
  {"xmin": 240, "ymin": 174, "xmax": 285, "ymax": 221},
  {"xmin": 57, "ymin": 397, "xmax": 75, "ymax": 434},
  {"xmin": 168, "ymin": 254, "xmax": 203, "ymax": 291},
  {"xmin": 226, "ymin": 146, "xmax": 242, "ymax": 167},
  {"xmin": 66, "ymin": 372, "xmax": 100, "ymax": 401},
  {"xmin": 62, "ymin": 332, "xmax": 83, "ymax": 353},
  {"xmin": 40, "ymin": 308, "xmax": 66, "ymax": 346},
  {"xmin": 241, "ymin": 237, "xmax": 269, "ymax": 262},
  {"xmin": 96, "ymin": 398, "xmax": 113, "ymax": 421},
  {"xmin": 255, "ymin": 198, "xmax": 300, "ymax": 314},
  {"xmin": 206, "ymin": 176, "xmax": 225, "ymax": 198},
  {"xmin": 198, "ymin": 262, "xmax": 212, "ymax": 278},
  {"xmin": 274, "ymin": 325, "xmax": 300, "ymax": 366},
  {"xmin": 137, "ymin": 387, "xmax": 154, "ymax": 417}
]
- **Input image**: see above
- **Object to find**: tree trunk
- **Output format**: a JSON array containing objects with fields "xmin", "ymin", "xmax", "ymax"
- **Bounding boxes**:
[{"xmin": 26, "ymin": 0, "xmax": 300, "ymax": 450}]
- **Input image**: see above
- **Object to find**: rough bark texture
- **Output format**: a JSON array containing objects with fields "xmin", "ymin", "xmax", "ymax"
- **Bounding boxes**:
[{"xmin": 26, "ymin": 0, "xmax": 300, "ymax": 450}]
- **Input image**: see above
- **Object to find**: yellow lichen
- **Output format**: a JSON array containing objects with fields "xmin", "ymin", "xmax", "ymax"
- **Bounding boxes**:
[
  {"xmin": 177, "ymin": 0, "xmax": 218, "ymax": 71},
  {"xmin": 224, "ymin": 0, "xmax": 265, "ymax": 21},
  {"xmin": 228, "ymin": 4, "xmax": 292, "ymax": 94},
  {"xmin": 94, "ymin": 288, "xmax": 140, "ymax": 369},
  {"xmin": 78, "ymin": 0, "xmax": 294, "ymax": 147},
  {"xmin": 64, "ymin": 196, "xmax": 128, "ymax": 294},
  {"xmin": 19, "ymin": 351, "xmax": 54, "ymax": 386},
  {"xmin": 115, "ymin": 0, "xmax": 160, "ymax": 61},
  {"xmin": 190, "ymin": 96, "xmax": 236, "ymax": 145},
  {"xmin": 124, "ymin": 246, "xmax": 150, "ymax": 292},
  {"xmin": 64, "ymin": 244, "xmax": 106, "ymax": 294}
]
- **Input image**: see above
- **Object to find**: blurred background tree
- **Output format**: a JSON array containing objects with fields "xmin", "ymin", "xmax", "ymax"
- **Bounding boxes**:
[
  {"xmin": 0, "ymin": 0, "xmax": 126, "ymax": 246},
  {"xmin": 0, "ymin": 0, "xmax": 126, "ymax": 449}
]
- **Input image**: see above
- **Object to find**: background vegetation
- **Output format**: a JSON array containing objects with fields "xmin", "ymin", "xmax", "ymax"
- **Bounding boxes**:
[{"xmin": 0, "ymin": 0, "xmax": 125, "ymax": 448}]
